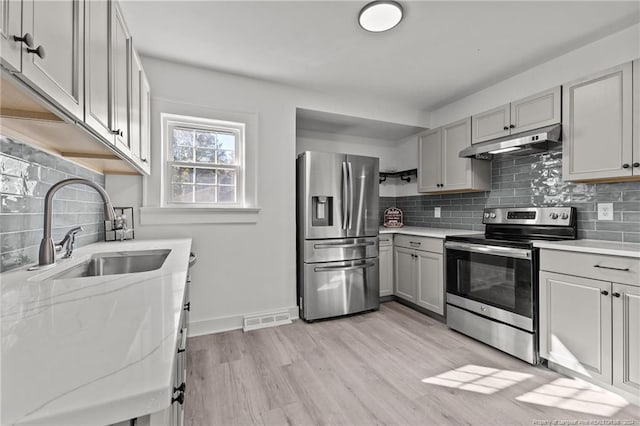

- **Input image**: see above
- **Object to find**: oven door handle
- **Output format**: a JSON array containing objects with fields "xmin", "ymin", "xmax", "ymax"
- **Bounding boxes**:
[{"xmin": 444, "ymin": 241, "xmax": 532, "ymax": 260}]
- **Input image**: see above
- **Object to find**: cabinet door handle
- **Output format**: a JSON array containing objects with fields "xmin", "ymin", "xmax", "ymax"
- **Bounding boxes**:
[
  {"xmin": 509, "ymin": 124, "xmax": 515, "ymax": 129},
  {"xmin": 141, "ymin": 158, "xmax": 148, "ymax": 162},
  {"xmin": 594, "ymin": 264, "xmax": 630, "ymax": 272},
  {"xmin": 111, "ymin": 129, "xmax": 123, "ymax": 137},
  {"xmin": 173, "ymin": 382, "xmax": 185, "ymax": 394},
  {"xmin": 171, "ymin": 391, "xmax": 184, "ymax": 405},
  {"xmin": 177, "ymin": 327, "xmax": 188, "ymax": 353},
  {"xmin": 13, "ymin": 33, "xmax": 33, "ymax": 47},
  {"xmin": 633, "ymin": 162, "xmax": 640, "ymax": 168},
  {"xmin": 184, "ymin": 302, "xmax": 190, "ymax": 312},
  {"xmin": 26, "ymin": 45, "xmax": 45, "ymax": 59},
  {"xmin": 503, "ymin": 126, "xmax": 509, "ymax": 130},
  {"xmin": 612, "ymin": 292, "xmax": 621, "ymax": 298},
  {"xmin": 623, "ymin": 163, "xmax": 630, "ymax": 169},
  {"xmin": 601, "ymin": 290, "xmax": 609, "ymax": 296}
]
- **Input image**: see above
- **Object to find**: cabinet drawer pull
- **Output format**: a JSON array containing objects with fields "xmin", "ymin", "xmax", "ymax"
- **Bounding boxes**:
[
  {"xmin": 177, "ymin": 327, "xmax": 188, "ymax": 353},
  {"xmin": 594, "ymin": 264, "xmax": 630, "ymax": 272},
  {"xmin": 612, "ymin": 292, "xmax": 621, "ymax": 298},
  {"xmin": 601, "ymin": 290, "xmax": 609, "ymax": 296},
  {"xmin": 26, "ymin": 45, "xmax": 45, "ymax": 59},
  {"xmin": 173, "ymin": 382, "xmax": 185, "ymax": 394},
  {"xmin": 13, "ymin": 33, "xmax": 33, "ymax": 47},
  {"xmin": 409, "ymin": 241, "xmax": 421, "ymax": 247}
]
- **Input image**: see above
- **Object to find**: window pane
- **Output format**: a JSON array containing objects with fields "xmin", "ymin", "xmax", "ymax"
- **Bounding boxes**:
[
  {"xmin": 173, "ymin": 129, "xmax": 194, "ymax": 147},
  {"xmin": 217, "ymin": 169, "xmax": 236, "ymax": 185},
  {"xmin": 171, "ymin": 166, "xmax": 194, "ymax": 183},
  {"xmin": 218, "ymin": 185, "xmax": 236, "ymax": 203},
  {"xmin": 195, "ymin": 168, "xmax": 216, "ymax": 184},
  {"xmin": 217, "ymin": 133, "xmax": 235, "ymax": 150},
  {"xmin": 195, "ymin": 185, "xmax": 216, "ymax": 202},
  {"xmin": 172, "ymin": 184, "xmax": 193, "ymax": 202},
  {"xmin": 172, "ymin": 146, "xmax": 193, "ymax": 162},
  {"xmin": 196, "ymin": 131, "xmax": 217, "ymax": 148},
  {"xmin": 217, "ymin": 150, "xmax": 234, "ymax": 164},
  {"xmin": 195, "ymin": 148, "xmax": 215, "ymax": 163}
]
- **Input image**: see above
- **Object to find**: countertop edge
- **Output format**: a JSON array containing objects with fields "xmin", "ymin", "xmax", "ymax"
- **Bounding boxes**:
[{"xmin": 533, "ymin": 239, "xmax": 640, "ymax": 259}]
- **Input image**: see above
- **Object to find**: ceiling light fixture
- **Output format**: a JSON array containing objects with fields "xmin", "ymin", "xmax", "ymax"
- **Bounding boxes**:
[{"xmin": 358, "ymin": 1, "xmax": 403, "ymax": 33}]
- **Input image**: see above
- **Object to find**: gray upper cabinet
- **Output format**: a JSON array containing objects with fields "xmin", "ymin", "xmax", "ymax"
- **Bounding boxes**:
[
  {"xmin": 510, "ymin": 86, "xmax": 561, "ymax": 133},
  {"xmin": 563, "ymin": 62, "xmax": 633, "ymax": 181},
  {"xmin": 472, "ymin": 87, "xmax": 561, "ymax": 144},
  {"xmin": 634, "ymin": 59, "xmax": 640, "ymax": 174},
  {"xmin": 471, "ymin": 104, "xmax": 510, "ymax": 144},
  {"xmin": 20, "ymin": 0, "xmax": 84, "ymax": 120},
  {"xmin": 139, "ymin": 67, "xmax": 151, "ymax": 173},
  {"xmin": 111, "ymin": 3, "xmax": 130, "ymax": 153},
  {"xmin": 85, "ymin": 0, "xmax": 114, "ymax": 145},
  {"xmin": 417, "ymin": 128, "xmax": 441, "ymax": 192},
  {"xmin": 418, "ymin": 118, "xmax": 490, "ymax": 193},
  {"xmin": 129, "ymin": 47, "xmax": 142, "ymax": 163},
  {"xmin": 0, "ymin": 0, "xmax": 22, "ymax": 72}
]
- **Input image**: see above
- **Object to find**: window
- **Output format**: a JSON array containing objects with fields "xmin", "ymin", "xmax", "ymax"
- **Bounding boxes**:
[{"xmin": 163, "ymin": 114, "xmax": 245, "ymax": 207}]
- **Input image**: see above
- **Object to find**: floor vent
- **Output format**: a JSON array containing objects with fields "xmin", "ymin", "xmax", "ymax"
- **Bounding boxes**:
[{"xmin": 243, "ymin": 311, "xmax": 292, "ymax": 332}]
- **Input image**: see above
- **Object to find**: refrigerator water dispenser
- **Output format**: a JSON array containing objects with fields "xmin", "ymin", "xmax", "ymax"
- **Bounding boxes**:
[{"xmin": 312, "ymin": 196, "xmax": 333, "ymax": 226}]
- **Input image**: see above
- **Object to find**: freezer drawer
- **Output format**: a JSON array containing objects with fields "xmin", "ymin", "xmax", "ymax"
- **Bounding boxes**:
[
  {"xmin": 303, "ymin": 237, "xmax": 378, "ymax": 263},
  {"xmin": 302, "ymin": 258, "xmax": 379, "ymax": 321}
]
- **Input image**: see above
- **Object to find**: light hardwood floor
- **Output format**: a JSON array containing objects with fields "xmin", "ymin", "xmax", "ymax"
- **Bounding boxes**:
[{"xmin": 185, "ymin": 302, "xmax": 640, "ymax": 425}]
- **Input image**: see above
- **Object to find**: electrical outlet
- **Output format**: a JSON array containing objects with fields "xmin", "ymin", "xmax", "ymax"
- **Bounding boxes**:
[
  {"xmin": 597, "ymin": 203, "xmax": 614, "ymax": 221},
  {"xmin": 434, "ymin": 207, "xmax": 441, "ymax": 218}
]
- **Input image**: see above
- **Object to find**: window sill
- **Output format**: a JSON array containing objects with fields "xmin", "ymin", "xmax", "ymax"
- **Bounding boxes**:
[{"xmin": 140, "ymin": 206, "xmax": 260, "ymax": 225}]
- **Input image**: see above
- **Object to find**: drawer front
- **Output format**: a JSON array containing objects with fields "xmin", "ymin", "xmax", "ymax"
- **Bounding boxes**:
[
  {"xmin": 394, "ymin": 234, "xmax": 443, "ymax": 253},
  {"xmin": 379, "ymin": 234, "xmax": 393, "ymax": 247},
  {"xmin": 540, "ymin": 249, "xmax": 640, "ymax": 286}
]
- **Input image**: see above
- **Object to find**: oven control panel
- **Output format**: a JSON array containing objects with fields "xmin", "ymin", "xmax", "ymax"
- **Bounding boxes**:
[{"xmin": 483, "ymin": 207, "xmax": 574, "ymax": 226}]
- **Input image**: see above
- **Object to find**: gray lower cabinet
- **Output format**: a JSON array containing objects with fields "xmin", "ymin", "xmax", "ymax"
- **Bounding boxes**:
[
  {"xmin": 539, "ymin": 248, "xmax": 640, "ymax": 401},
  {"xmin": 20, "ymin": 0, "xmax": 85, "ymax": 120},
  {"xmin": 471, "ymin": 86, "xmax": 561, "ymax": 144},
  {"xmin": 393, "ymin": 235, "xmax": 444, "ymax": 315},
  {"xmin": 379, "ymin": 236, "xmax": 393, "ymax": 297},
  {"xmin": 539, "ymin": 271, "xmax": 612, "ymax": 384},
  {"xmin": 0, "ymin": 0, "xmax": 22, "ymax": 72},
  {"xmin": 418, "ymin": 117, "xmax": 490, "ymax": 193},
  {"xmin": 563, "ymin": 62, "xmax": 634, "ymax": 181}
]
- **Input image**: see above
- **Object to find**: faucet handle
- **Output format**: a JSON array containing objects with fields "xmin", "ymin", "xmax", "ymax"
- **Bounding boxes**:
[{"xmin": 56, "ymin": 226, "xmax": 84, "ymax": 257}]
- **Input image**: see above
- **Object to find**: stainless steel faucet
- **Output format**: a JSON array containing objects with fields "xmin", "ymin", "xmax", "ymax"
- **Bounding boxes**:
[{"xmin": 37, "ymin": 178, "xmax": 116, "ymax": 267}]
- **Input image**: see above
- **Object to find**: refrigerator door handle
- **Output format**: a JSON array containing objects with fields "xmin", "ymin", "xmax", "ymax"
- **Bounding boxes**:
[
  {"xmin": 313, "ymin": 241, "xmax": 375, "ymax": 249},
  {"xmin": 314, "ymin": 262, "xmax": 376, "ymax": 272},
  {"xmin": 342, "ymin": 161, "xmax": 349, "ymax": 229},
  {"xmin": 348, "ymin": 161, "xmax": 354, "ymax": 230}
]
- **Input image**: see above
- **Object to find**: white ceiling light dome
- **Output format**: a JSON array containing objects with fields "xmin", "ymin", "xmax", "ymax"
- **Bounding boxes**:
[{"xmin": 358, "ymin": 1, "xmax": 404, "ymax": 33}]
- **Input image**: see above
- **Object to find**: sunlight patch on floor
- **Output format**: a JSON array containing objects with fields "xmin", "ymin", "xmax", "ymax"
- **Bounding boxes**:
[
  {"xmin": 515, "ymin": 377, "xmax": 629, "ymax": 417},
  {"xmin": 422, "ymin": 364, "xmax": 534, "ymax": 395}
]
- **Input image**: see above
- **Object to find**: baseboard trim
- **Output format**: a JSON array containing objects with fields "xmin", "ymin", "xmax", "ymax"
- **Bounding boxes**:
[{"xmin": 188, "ymin": 306, "xmax": 299, "ymax": 337}]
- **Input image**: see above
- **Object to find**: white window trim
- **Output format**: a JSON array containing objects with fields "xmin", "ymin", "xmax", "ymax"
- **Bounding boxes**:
[
  {"xmin": 163, "ymin": 114, "xmax": 245, "ymax": 207},
  {"xmin": 141, "ymin": 97, "xmax": 260, "ymax": 225}
]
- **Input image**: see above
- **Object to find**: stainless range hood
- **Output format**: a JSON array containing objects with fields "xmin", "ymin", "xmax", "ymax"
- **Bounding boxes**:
[{"xmin": 459, "ymin": 124, "xmax": 562, "ymax": 160}]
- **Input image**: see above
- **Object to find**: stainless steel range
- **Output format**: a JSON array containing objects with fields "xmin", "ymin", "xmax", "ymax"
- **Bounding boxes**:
[{"xmin": 444, "ymin": 206, "xmax": 577, "ymax": 364}]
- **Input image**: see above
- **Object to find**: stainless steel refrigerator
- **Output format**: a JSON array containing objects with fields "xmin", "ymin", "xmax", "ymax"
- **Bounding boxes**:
[{"xmin": 296, "ymin": 151, "xmax": 379, "ymax": 321}]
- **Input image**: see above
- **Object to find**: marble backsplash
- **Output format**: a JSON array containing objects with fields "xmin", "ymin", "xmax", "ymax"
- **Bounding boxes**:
[
  {"xmin": 0, "ymin": 136, "xmax": 106, "ymax": 272},
  {"xmin": 380, "ymin": 150, "xmax": 640, "ymax": 243}
]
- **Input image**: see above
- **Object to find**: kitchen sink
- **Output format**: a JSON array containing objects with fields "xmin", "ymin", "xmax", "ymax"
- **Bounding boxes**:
[{"xmin": 50, "ymin": 249, "xmax": 171, "ymax": 279}]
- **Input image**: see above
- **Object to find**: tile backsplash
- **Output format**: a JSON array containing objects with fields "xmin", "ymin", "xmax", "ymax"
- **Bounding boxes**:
[
  {"xmin": 380, "ymin": 150, "xmax": 640, "ymax": 243},
  {"xmin": 0, "ymin": 136, "xmax": 106, "ymax": 272}
]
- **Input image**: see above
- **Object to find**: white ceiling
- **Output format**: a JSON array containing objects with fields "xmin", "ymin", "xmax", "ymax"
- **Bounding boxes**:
[{"xmin": 120, "ymin": 1, "xmax": 640, "ymax": 112}]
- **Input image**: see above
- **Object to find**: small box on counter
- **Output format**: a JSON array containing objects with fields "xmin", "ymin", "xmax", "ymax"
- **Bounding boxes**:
[{"xmin": 105, "ymin": 207, "xmax": 134, "ymax": 241}]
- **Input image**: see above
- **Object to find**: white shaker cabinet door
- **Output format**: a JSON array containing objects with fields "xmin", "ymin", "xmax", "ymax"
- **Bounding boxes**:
[
  {"xmin": 471, "ymin": 103, "xmax": 510, "ymax": 144},
  {"xmin": 394, "ymin": 247, "xmax": 416, "ymax": 302},
  {"xmin": 129, "ymin": 46, "xmax": 143, "ymax": 162},
  {"xmin": 563, "ymin": 62, "xmax": 633, "ymax": 181},
  {"xmin": 85, "ymin": 0, "xmax": 114, "ymax": 144},
  {"xmin": 139, "ymin": 67, "xmax": 151, "ymax": 174},
  {"xmin": 539, "ymin": 271, "xmax": 612, "ymax": 384},
  {"xmin": 0, "ymin": 0, "xmax": 22, "ymax": 72},
  {"xmin": 418, "ymin": 128, "xmax": 442, "ymax": 192},
  {"xmin": 21, "ymin": 0, "xmax": 84, "ymax": 120},
  {"xmin": 612, "ymin": 283, "xmax": 640, "ymax": 395},
  {"xmin": 510, "ymin": 86, "xmax": 561, "ymax": 133},
  {"xmin": 379, "ymin": 244, "xmax": 394, "ymax": 297},
  {"xmin": 633, "ymin": 59, "xmax": 640, "ymax": 176},
  {"xmin": 441, "ymin": 117, "xmax": 472, "ymax": 191},
  {"xmin": 416, "ymin": 250, "xmax": 444, "ymax": 315},
  {"xmin": 111, "ymin": 3, "xmax": 130, "ymax": 152}
]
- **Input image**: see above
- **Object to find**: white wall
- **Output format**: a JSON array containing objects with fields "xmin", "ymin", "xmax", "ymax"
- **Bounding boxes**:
[
  {"xmin": 394, "ymin": 23, "xmax": 640, "ymax": 196},
  {"xmin": 106, "ymin": 57, "xmax": 428, "ymax": 335},
  {"xmin": 296, "ymin": 129, "xmax": 402, "ymax": 197}
]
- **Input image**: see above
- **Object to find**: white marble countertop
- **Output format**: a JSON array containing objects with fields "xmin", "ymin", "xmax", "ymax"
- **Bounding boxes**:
[
  {"xmin": 379, "ymin": 226, "xmax": 482, "ymax": 239},
  {"xmin": 533, "ymin": 239, "xmax": 640, "ymax": 258},
  {"xmin": 1, "ymin": 238, "xmax": 192, "ymax": 425}
]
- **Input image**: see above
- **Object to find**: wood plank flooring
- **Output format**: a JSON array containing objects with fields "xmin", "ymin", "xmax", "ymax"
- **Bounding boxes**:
[{"xmin": 185, "ymin": 302, "xmax": 640, "ymax": 425}]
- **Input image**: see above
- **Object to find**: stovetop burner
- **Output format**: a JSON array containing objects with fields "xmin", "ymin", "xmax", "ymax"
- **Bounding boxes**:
[{"xmin": 446, "ymin": 206, "xmax": 578, "ymax": 248}]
